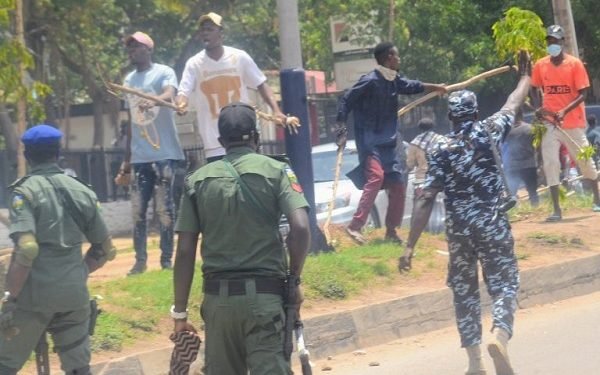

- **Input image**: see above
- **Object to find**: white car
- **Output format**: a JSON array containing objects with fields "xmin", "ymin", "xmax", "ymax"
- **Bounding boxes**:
[{"xmin": 311, "ymin": 141, "xmax": 445, "ymax": 233}]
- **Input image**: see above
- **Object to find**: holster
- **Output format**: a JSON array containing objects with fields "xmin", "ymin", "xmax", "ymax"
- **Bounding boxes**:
[{"xmin": 89, "ymin": 299, "xmax": 101, "ymax": 336}]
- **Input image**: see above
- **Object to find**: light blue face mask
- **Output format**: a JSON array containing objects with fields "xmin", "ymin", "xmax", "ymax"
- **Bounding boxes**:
[{"xmin": 547, "ymin": 44, "xmax": 562, "ymax": 57}]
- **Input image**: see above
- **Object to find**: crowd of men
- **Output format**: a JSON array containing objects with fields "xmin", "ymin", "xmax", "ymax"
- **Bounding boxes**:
[{"xmin": 0, "ymin": 10, "xmax": 598, "ymax": 375}]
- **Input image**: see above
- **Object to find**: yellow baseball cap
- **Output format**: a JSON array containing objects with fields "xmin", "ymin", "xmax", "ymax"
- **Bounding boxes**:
[{"xmin": 198, "ymin": 12, "xmax": 223, "ymax": 27}]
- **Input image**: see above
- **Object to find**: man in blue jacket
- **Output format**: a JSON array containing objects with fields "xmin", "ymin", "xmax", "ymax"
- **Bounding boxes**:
[{"xmin": 336, "ymin": 42, "xmax": 445, "ymax": 244}]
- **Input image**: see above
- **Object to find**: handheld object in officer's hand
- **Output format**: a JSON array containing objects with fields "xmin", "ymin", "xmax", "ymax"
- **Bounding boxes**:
[{"xmin": 295, "ymin": 320, "xmax": 313, "ymax": 375}]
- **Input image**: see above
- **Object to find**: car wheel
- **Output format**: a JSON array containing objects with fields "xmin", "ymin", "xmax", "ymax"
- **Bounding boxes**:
[{"xmin": 365, "ymin": 207, "xmax": 381, "ymax": 229}]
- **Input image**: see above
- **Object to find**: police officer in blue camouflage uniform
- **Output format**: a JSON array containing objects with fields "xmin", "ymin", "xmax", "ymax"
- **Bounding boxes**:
[
  {"xmin": 400, "ymin": 52, "xmax": 531, "ymax": 375},
  {"xmin": 0, "ymin": 125, "xmax": 116, "ymax": 374}
]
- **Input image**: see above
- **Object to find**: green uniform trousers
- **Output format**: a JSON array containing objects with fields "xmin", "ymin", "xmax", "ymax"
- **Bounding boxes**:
[
  {"xmin": 202, "ymin": 279, "xmax": 291, "ymax": 375},
  {"xmin": 0, "ymin": 305, "xmax": 90, "ymax": 373}
]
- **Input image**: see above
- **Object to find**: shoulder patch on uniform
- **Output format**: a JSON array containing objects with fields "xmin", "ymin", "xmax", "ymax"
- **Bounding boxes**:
[
  {"xmin": 284, "ymin": 165, "xmax": 303, "ymax": 193},
  {"xmin": 12, "ymin": 194, "xmax": 25, "ymax": 211}
]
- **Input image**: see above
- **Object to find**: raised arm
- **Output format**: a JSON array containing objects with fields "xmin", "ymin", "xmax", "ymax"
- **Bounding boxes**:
[{"xmin": 502, "ymin": 51, "xmax": 532, "ymax": 115}]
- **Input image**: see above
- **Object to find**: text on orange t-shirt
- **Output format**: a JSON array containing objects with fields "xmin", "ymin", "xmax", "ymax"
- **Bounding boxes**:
[{"xmin": 531, "ymin": 54, "xmax": 590, "ymax": 129}]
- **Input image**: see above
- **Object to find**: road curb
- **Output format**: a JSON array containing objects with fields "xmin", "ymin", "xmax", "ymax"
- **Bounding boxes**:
[{"xmin": 94, "ymin": 253, "xmax": 600, "ymax": 374}]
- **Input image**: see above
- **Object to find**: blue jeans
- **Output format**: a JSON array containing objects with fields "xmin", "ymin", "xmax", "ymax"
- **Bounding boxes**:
[{"xmin": 131, "ymin": 160, "xmax": 176, "ymax": 266}]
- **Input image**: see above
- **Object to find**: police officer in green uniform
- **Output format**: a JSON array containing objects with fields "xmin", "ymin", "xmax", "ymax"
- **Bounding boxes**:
[
  {"xmin": 172, "ymin": 102, "xmax": 310, "ymax": 374},
  {"xmin": 0, "ymin": 125, "xmax": 116, "ymax": 374}
]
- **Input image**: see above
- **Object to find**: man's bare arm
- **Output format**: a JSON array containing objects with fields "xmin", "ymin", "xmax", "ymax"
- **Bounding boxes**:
[
  {"xmin": 4, "ymin": 257, "xmax": 31, "ymax": 299},
  {"xmin": 257, "ymin": 82, "xmax": 285, "ymax": 122},
  {"xmin": 286, "ymin": 208, "xmax": 310, "ymax": 277},
  {"xmin": 173, "ymin": 231, "xmax": 199, "ymax": 313},
  {"xmin": 556, "ymin": 88, "xmax": 587, "ymax": 121}
]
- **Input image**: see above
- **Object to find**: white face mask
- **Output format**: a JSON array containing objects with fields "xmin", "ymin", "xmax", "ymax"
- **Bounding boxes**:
[{"xmin": 547, "ymin": 44, "xmax": 562, "ymax": 57}]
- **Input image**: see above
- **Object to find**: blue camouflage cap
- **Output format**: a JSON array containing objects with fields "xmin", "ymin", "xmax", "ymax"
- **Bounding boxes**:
[
  {"xmin": 448, "ymin": 90, "xmax": 478, "ymax": 118},
  {"xmin": 21, "ymin": 124, "xmax": 63, "ymax": 146}
]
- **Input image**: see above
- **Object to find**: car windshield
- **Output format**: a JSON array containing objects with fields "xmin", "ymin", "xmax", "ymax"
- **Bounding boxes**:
[{"xmin": 312, "ymin": 149, "xmax": 359, "ymax": 182}]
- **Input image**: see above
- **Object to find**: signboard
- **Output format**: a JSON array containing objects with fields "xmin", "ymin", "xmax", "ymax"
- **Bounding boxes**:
[
  {"xmin": 330, "ymin": 17, "xmax": 379, "ymax": 90},
  {"xmin": 331, "ymin": 18, "xmax": 364, "ymax": 54},
  {"xmin": 333, "ymin": 58, "xmax": 376, "ymax": 91}
]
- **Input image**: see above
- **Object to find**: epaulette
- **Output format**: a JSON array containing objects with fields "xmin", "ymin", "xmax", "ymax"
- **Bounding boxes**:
[
  {"xmin": 8, "ymin": 175, "xmax": 31, "ymax": 190},
  {"xmin": 265, "ymin": 154, "xmax": 290, "ymax": 164},
  {"xmin": 67, "ymin": 174, "xmax": 93, "ymax": 190}
]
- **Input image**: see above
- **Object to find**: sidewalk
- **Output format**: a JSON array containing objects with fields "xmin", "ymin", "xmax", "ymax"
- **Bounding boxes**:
[{"xmin": 91, "ymin": 253, "xmax": 600, "ymax": 375}]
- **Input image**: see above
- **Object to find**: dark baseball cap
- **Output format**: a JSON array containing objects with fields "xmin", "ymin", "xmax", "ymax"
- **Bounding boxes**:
[
  {"xmin": 546, "ymin": 25, "xmax": 565, "ymax": 40},
  {"xmin": 218, "ymin": 102, "xmax": 257, "ymax": 141}
]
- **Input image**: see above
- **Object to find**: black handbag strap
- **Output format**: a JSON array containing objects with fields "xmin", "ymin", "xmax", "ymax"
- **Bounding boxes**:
[{"xmin": 44, "ymin": 175, "xmax": 86, "ymax": 233}]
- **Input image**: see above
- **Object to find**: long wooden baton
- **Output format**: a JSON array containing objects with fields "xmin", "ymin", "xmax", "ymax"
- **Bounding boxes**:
[
  {"xmin": 518, "ymin": 174, "xmax": 583, "ymax": 201},
  {"xmin": 397, "ymin": 66, "xmax": 514, "ymax": 118},
  {"xmin": 106, "ymin": 82, "xmax": 301, "ymax": 133},
  {"xmin": 323, "ymin": 144, "xmax": 345, "ymax": 245},
  {"xmin": 555, "ymin": 124, "xmax": 584, "ymax": 153},
  {"xmin": 106, "ymin": 82, "xmax": 180, "ymax": 110}
]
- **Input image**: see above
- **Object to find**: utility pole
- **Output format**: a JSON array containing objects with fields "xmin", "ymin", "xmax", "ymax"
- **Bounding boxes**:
[
  {"xmin": 388, "ymin": 0, "xmax": 395, "ymax": 41},
  {"xmin": 551, "ymin": 0, "xmax": 579, "ymax": 58},
  {"xmin": 15, "ymin": 0, "xmax": 27, "ymax": 177},
  {"xmin": 276, "ymin": 0, "xmax": 329, "ymax": 252}
]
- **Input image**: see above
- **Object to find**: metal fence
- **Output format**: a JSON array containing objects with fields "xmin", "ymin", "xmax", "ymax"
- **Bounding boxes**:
[{"xmin": 0, "ymin": 141, "xmax": 286, "ymax": 208}]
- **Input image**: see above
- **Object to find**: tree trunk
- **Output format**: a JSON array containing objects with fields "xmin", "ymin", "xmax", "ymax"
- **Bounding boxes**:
[
  {"xmin": 0, "ymin": 103, "xmax": 18, "ymax": 164},
  {"xmin": 552, "ymin": 0, "xmax": 579, "ymax": 57},
  {"xmin": 91, "ymin": 91, "xmax": 104, "ymax": 148}
]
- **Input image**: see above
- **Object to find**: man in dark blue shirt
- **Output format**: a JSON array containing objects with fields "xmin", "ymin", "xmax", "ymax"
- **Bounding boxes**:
[
  {"xmin": 336, "ymin": 42, "xmax": 445, "ymax": 244},
  {"xmin": 502, "ymin": 112, "xmax": 539, "ymax": 206},
  {"xmin": 400, "ymin": 51, "xmax": 532, "ymax": 375}
]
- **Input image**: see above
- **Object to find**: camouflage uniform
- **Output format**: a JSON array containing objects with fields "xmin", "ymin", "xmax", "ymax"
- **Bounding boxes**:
[{"xmin": 424, "ymin": 107, "xmax": 520, "ymax": 348}]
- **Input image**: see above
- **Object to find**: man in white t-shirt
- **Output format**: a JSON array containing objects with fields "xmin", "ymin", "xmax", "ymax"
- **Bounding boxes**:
[{"xmin": 175, "ymin": 12, "xmax": 285, "ymax": 162}]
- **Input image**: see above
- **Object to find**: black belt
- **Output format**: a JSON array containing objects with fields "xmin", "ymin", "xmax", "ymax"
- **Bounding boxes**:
[{"xmin": 203, "ymin": 278, "xmax": 285, "ymax": 296}]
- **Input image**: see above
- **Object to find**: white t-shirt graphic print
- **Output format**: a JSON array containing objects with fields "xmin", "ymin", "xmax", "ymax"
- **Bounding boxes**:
[{"xmin": 178, "ymin": 46, "xmax": 267, "ymax": 158}]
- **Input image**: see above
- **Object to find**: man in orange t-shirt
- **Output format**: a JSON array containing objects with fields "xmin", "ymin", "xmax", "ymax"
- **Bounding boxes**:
[{"xmin": 532, "ymin": 24, "xmax": 600, "ymax": 221}]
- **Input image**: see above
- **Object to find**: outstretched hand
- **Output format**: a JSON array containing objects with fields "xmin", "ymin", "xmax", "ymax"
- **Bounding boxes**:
[{"xmin": 517, "ymin": 50, "xmax": 531, "ymax": 77}]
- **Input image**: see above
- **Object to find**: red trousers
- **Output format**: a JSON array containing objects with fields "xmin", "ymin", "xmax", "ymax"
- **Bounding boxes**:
[{"xmin": 348, "ymin": 156, "xmax": 406, "ymax": 232}]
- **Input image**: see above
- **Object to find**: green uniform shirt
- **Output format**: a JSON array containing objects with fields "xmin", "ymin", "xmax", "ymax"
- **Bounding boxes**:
[
  {"xmin": 8, "ymin": 163, "xmax": 109, "ymax": 312},
  {"xmin": 176, "ymin": 147, "xmax": 309, "ymax": 279}
]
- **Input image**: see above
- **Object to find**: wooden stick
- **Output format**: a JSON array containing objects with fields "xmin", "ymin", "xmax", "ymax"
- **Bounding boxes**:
[
  {"xmin": 518, "ymin": 175, "xmax": 583, "ymax": 201},
  {"xmin": 397, "ymin": 65, "xmax": 514, "ymax": 118},
  {"xmin": 323, "ymin": 145, "xmax": 345, "ymax": 245},
  {"xmin": 107, "ymin": 82, "xmax": 301, "ymax": 133},
  {"xmin": 106, "ymin": 82, "xmax": 179, "ymax": 110},
  {"xmin": 554, "ymin": 124, "xmax": 583, "ymax": 153}
]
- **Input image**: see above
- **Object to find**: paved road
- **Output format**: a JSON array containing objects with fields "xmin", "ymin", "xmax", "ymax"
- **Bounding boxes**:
[{"xmin": 302, "ymin": 291, "xmax": 600, "ymax": 375}]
